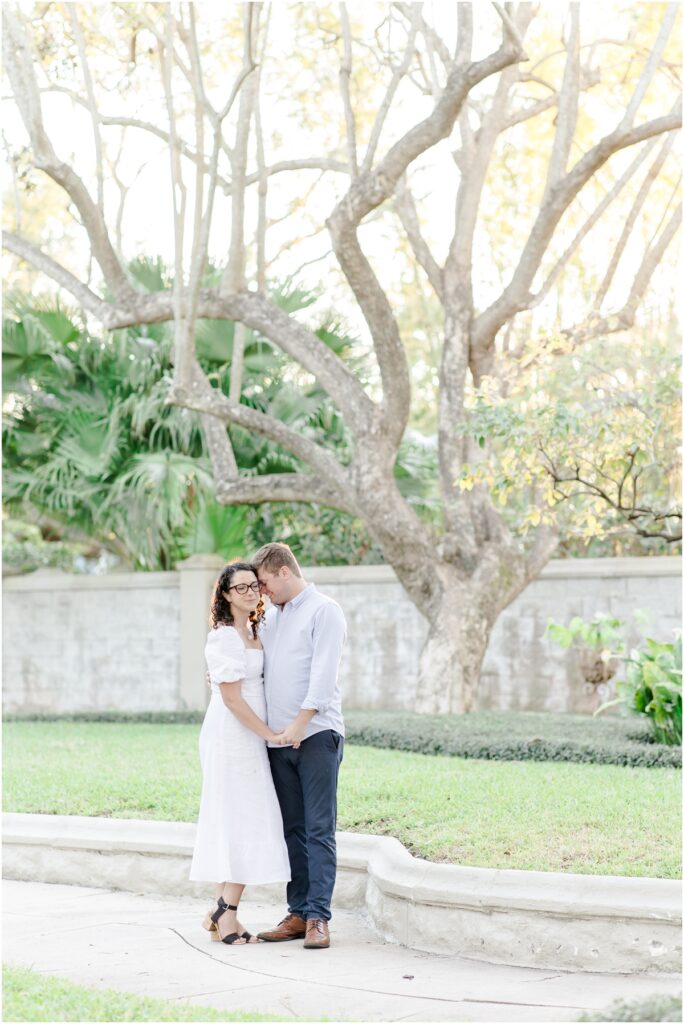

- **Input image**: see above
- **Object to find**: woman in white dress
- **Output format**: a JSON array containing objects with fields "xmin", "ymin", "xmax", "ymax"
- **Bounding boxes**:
[{"xmin": 189, "ymin": 562, "xmax": 290, "ymax": 944}]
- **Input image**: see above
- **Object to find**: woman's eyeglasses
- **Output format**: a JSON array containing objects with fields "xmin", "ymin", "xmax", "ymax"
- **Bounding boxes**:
[{"xmin": 227, "ymin": 582, "xmax": 261, "ymax": 595}]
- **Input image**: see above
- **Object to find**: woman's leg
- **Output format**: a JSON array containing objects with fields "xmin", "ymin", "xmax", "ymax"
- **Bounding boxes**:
[
  {"xmin": 202, "ymin": 884, "xmax": 226, "ymax": 931},
  {"xmin": 219, "ymin": 883, "xmax": 258, "ymax": 943}
]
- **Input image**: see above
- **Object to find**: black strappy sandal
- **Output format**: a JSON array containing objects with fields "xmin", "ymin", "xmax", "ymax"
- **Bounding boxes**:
[
  {"xmin": 202, "ymin": 896, "xmax": 226, "ymax": 933},
  {"xmin": 210, "ymin": 901, "xmax": 257, "ymax": 944}
]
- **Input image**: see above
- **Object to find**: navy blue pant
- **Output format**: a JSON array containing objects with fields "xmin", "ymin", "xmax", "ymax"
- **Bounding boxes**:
[{"xmin": 268, "ymin": 729, "xmax": 343, "ymax": 922}]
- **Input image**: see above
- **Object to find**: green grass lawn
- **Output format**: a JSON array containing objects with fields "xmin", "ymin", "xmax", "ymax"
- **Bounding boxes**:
[
  {"xmin": 1, "ymin": 964, "xmax": 283, "ymax": 1022},
  {"xmin": 3, "ymin": 721, "xmax": 680, "ymax": 878}
]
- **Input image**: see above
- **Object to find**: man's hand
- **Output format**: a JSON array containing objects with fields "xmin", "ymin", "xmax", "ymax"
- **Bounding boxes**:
[
  {"xmin": 280, "ymin": 709, "xmax": 317, "ymax": 749},
  {"xmin": 280, "ymin": 721, "xmax": 307, "ymax": 748}
]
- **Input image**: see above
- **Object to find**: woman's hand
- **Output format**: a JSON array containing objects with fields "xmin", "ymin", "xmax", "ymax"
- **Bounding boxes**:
[{"xmin": 267, "ymin": 730, "xmax": 285, "ymax": 744}]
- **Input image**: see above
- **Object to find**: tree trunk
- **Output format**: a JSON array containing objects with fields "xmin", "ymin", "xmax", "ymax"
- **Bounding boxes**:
[
  {"xmin": 392, "ymin": 533, "xmax": 556, "ymax": 714},
  {"xmin": 414, "ymin": 590, "xmax": 491, "ymax": 714}
]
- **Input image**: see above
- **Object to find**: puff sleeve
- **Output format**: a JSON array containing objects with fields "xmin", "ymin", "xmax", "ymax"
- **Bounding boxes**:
[{"xmin": 205, "ymin": 626, "xmax": 246, "ymax": 685}]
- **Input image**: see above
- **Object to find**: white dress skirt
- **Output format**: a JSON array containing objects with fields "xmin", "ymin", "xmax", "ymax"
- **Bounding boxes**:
[{"xmin": 189, "ymin": 625, "xmax": 291, "ymax": 884}]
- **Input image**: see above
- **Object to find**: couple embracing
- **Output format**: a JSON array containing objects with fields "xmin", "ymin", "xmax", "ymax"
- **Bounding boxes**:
[{"xmin": 189, "ymin": 542, "xmax": 346, "ymax": 950}]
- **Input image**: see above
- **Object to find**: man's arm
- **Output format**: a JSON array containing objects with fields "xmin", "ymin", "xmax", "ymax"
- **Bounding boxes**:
[{"xmin": 280, "ymin": 602, "xmax": 346, "ymax": 746}]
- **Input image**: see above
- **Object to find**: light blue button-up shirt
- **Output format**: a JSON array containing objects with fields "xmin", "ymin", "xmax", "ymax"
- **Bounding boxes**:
[{"xmin": 261, "ymin": 583, "xmax": 346, "ymax": 747}]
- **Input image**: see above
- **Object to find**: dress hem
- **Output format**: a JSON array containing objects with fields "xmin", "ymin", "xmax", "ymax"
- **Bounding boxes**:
[{"xmin": 189, "ymin": 874, "xmax": 291, "ymax": 884}]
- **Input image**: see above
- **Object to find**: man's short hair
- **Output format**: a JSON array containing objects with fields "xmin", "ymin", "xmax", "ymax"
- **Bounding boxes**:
[{"xmin": 251, "ymin": 542, "xmax": 302, "ymax": 578}]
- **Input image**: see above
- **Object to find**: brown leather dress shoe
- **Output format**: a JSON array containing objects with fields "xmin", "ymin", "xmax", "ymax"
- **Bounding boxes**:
[
  {"xmin": 256, "ymin": 913, "xmax": 307, "ymax": 942},
  {"xmin": 303, "ymin": 918, "xmax": 330, "ymax": 949}
]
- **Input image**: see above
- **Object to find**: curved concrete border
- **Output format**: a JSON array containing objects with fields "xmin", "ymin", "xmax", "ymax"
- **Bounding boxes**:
[{"xmin": 3, "ymin": 812, "xmax": 680, "ymax": 974}]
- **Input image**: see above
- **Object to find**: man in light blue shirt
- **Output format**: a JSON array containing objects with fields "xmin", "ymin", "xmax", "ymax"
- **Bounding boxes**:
[{"xmin": 252, "ymin": 543, "xmax": 345, "ymax": 950}]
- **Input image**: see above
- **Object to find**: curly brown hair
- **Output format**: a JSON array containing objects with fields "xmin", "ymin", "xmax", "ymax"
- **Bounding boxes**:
[{"xmin": 210, "ymin": 562, "xmax": 265, "ymax": 638}]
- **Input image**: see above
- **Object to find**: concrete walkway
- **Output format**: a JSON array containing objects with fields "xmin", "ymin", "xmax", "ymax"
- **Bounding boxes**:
[{"xmin": 3, "ymin": 881, "xmax": 681, "ymax": 1023}]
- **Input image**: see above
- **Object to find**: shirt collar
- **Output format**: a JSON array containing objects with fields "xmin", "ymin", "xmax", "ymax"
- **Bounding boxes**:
[{"xmin": 279, "ymin": 582, "xmax": 315, "ymax": 611}]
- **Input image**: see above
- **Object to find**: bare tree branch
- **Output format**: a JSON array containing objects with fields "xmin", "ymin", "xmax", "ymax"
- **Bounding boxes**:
[
  {"xmin": 438, "ymin": 6, "xmax": 534, "ymax": 537},
  {"xmin": 167, "ymin": 367, "xmax": 348, "ymax": 485},
  {"xmin": 492, "ymin": 2, "xmax": 529, "ymax": 57},
  {"xmin": 220, "ymin": 290, "xmax": 375, "ymax": 431},
  {"xmin": 3, "ymin": 231, "xmax": 125, "ymax": 326},
  {"xmin": 245, "ymin": 157, "xmax": 349, "ymax": 184},
  {"xmin": 530, "ymin": 137, "xmax": 660, "ymax": 307},
  {"xmin": 215, "ymin": 472, "xmax": 357, "ymax": 513},
  {"xmin": 454, "ymin": 3, "xmax": 473, "ymax": 66},
  {"xmin": 338, "ymin": 4, "xmax": 359, "ymax": 177},
  {"xmin": 393, "ymin": 2, "xmax": 452, "ymax": 73},
  {"xmin": 201, "ymin": 412, "xmax": 239, "ymax": 479},
  {"xmin": 541, "ymin": 2, "xmax": 580, "ymax": 196},
  {"xmin": 328, "ymin": 19, "xmax": 526, "ymax": 449},
  {"xmin": 229, "ymin": 321, "xmax": 247, "ymax": 407},
  {"xmin": 2, "ymin": 7, "xmax": 133, "ymax": 300},
  {"xmin": 332, "ymin": 24, "xmax": 525, "ymax": 229},
  {"xmin": 617, "ymin": 2, "xmax": 678, "ymax": 130},
  {"xmin": 221, "ymin": 4, "xmax": 258, "ymax": 295},
  {"xmin": 473, "ymin": 102, "xmax": 682, "ymax": 350},
  {"xmin": 160, "ymin": 10, "xmax": 191, "ymax": 385},
  {"xmin": 394, "ymin": 178, "xmax": 444, "ymax": 300},
  {"xmin": 502, "ymin": 92, "xmax": 560, "ymax": 129},
  {"xmin": 3, "ymin": 135, "xmax": 23, "ymax": 231},
  {"xmin": 594, "ymin": 131, "xmax": 676, "ymax": 309},
  {"xmin": 362, "ymin": 5, "xmax": 420, "ymax": 173},
  {"xmin": 0, "ymin": 235, "xmax": 376, "ymax": 430},
  {"xmin": 69, "ymin": 8, "xmax": 104, "ymax": 213},
  {"xmin": 254, "ymin": 5, "xmax": 272, "ymax": 292},
  {"xmin": 43, "ymin": 89, "xmax": 349, "ymax": 191},
  {"xmin": 564, "ymin": 200, "xmax": 681, "ymax": 344}
]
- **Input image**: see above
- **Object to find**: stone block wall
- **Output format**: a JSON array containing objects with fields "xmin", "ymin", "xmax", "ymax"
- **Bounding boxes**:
[{"xmin": 2, "ymin": 556, "xmax": 680, "ymax": 715}]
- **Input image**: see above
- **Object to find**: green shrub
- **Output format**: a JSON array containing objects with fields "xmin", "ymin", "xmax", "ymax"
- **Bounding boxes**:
[
  {"xmin": 547, "ymin": 613, "xmax": 626, "ymax": 654},
  {"xmin": 598, "ymin": 635, "xmax": 682, "ymax": 746},
  {"xmin": 3, "ymin": 710, "xmax": 205, "ymax": 724},
  {"xmin": 578, "ymin": 995, "xmax": 682, "ymax": 1022},
  {"xmin": 343, "ymin": 710, "xmax": 681, "ymax": 768}
]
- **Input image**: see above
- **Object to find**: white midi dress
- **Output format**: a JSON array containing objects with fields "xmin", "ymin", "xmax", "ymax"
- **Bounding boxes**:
[{"xmin": 189, "ymin": 625, "xmax": 291, "ymax": 884}]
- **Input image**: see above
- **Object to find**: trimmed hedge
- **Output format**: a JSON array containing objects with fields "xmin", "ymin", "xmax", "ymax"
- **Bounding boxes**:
[
  {"xmin": 4, "ymin": 708, "xmax": 680, "ymax": 767},
  {"xmin": 578, "ymin": 995, "xmax": 682, "ymax": 1022},
  {"xmin": 343, "ymin": 710, "xmax": 681, "ymax": 768},
  {"xmin": 3, "ymin": 710, "xmax": 205, "ymax": 724}
]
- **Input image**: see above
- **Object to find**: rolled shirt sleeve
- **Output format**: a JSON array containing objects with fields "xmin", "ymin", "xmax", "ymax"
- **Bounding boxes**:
[
  {"xmin": 301, "ymin": 602, "xmax": 347, "ymax": 714},
  {"xmin": 205, "ymin": 626, "xmax": 246, "ymax": 685}
]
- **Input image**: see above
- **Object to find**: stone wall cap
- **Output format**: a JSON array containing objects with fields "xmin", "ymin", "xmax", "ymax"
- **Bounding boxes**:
[
  {"xmin": 3, "ymin": 571, "xmax": 179, "ymax": 592},
  {"xmin": 175, "ymin": 555, "xmax": 226, "ymax": 570},
  {"xmin": 303, "ymin": 557, "xmax": 681, "ymax": 584},
  {"xmin": 4, "ymin": 556, "xmax": 680, "ymax": 591}
]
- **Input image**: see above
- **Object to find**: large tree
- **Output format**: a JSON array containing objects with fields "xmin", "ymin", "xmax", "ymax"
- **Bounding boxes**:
[{"xmin": 3, "ymin": 3, "xmax": 680, "ymax": 711}]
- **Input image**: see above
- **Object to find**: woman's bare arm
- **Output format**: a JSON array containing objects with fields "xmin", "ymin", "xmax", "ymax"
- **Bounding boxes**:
[{"xmin": 219, "ymin": 680, "xmax": 282, "ymax": 743}]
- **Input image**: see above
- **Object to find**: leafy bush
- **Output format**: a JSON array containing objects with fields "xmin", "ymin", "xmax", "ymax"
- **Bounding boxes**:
[
  {"xmin": 343, "ymin": 710, "xmax": 681, "ymax": 768},
  {"xmin": 547, "ymin": 613, "xmax": 626, "ymax": 653},
  {"xmin": 2, "ymin": 519, "xmax": 93, "ymax": 575},
  {"xmin": 598, "ymin": 635, "xmax": 682, "ymax": 746},
  {"xmin": 578, "ymin": 995, "xmax": 682, "ymax": 1022},
  {"xmin": 3, "ymin": 710, "xmax": 205, "ymax": 725},
  {"xmin": 547, "ymin": 612, "xmax": 625, "ymax": 687}
]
